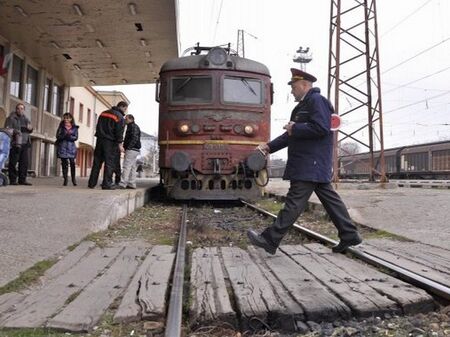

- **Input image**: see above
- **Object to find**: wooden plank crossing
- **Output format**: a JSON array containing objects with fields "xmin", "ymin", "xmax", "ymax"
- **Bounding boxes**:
[
  {"xmin": 189, "ymin": 247, "xmax": 236, "ymax": 328},
  {"xmin": 282, "ymin": 244, "xmax": 400, "ymax": 317},
  {"xmin": 0, "ymin": 240, "xmax": 439, "ymax": 333},
  {"xmin": 258, "ymin": 246, "xmax": 351, "ymax": 322},
  {"xmin": 47, "ymin": 246, "xmax": 146, "ymax": 332},
  {"xmin": 363, "ymin": 239, "xmax": 450, "ymax": 288},
  {"xmin": 0, "ymin": 246, "xmax": 123, "ymax": 328},
  {"xmin": 113, "ymin": 245, "xmax": 175, "ymax": 323},
  {"xmin": 221, "ymin": 246, "xmax": 291, "ymax": 331},
  {"xmin": 191, "ymin": 245, "xmax": 435, "ymax": 332},
  {"xmin": 0, "ymin": 242, "xmax": 174, "ymax": 332},
  {"xmin": 302, "ymin": 244, "xmax": 435, "ymax": 314}
]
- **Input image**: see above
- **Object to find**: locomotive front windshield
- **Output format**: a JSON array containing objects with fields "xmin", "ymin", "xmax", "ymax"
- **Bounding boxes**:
[
  {"xmin": 171, "ymin": 76, "xmax": 212, "ymax": 103},
  {"xmin": 223, "ymin": 76, "xmax": 262, "ymax": 105}
]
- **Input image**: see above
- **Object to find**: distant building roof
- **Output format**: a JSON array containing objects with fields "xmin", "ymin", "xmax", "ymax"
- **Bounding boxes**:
[{"xmin": 96, "ymin": 90, "xmax": 131, "ymax": 106}]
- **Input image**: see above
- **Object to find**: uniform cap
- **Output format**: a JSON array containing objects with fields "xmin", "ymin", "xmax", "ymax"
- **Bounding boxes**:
[{"xmin": 288, "ymin": 68, "xmax": 317, "ymax": 85}]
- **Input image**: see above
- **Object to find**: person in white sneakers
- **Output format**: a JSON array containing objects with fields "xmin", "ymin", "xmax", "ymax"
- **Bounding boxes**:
[{"xmin": 119, "ymin": 114, "xmax": 141, "ymax": 189}]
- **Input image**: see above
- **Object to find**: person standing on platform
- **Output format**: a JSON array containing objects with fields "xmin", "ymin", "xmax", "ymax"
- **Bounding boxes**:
[
  {"xmin": 113, "ymin": 107, "xmax": 126, "ymax": 185},
  {"xmin": 56, "ymin": 113, "xmax": 79, "ymax": 186},
  {"xmin": 0, "ymin": 127, "xmax": 14, "ymax": 186},
  {"xmin": 88, "ymin": 101, "xmax": 127, "ymax": 190},
  {"xmin": 4, "ymin": 103, "xmax": 33, "ymax": 185},
  {"xmin": 119, "ymin": 114, "xmax": 141, "ymax": 189},
  {"xmin": 247, "ymin": 68, "xmax": 362, "ymax": 254}
]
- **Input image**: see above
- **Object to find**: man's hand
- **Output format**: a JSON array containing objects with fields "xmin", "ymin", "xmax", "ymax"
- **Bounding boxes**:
[
  {"xmin": 283, "ymin": 121, "xmax": 295, "ymax": 136},
  {"xmin": 257, "ymin": 143, "xmax": 270, "ymax": 156},
  {"xmin": 119, "ymin": 143, "xmax": 124, "ymax": 153}
]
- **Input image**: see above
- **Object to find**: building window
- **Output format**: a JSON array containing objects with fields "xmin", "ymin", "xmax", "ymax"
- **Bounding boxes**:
[
  {"xmin": 87, "ymin": 108, "xmax": 91, "ymax": 127},
  {"xmin": 69, "ymin": 97, "xmax": 75, "ymax": 115},
  {"xmin": 43, "ymin": 78, "xmax": 52, "ymax": 112},
  {"xmin": 10, "ymin": 55, "xmax": 24, "ymax": 98},
  {"xmin": 79, "ymin": 103, "xmax": 84, "ymax": 123},
  {"xmin": 52, "ymin": 84, "xmax": 64, "ymax": 117},
  {"xmin": 25, "ymin": 65, "xmax": 38, "ymax": 106}
]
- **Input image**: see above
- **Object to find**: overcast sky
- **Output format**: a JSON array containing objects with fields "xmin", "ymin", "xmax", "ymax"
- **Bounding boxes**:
[{"xmin": 96, "ymin": 0, "xmax": 450, "ymax": 158}]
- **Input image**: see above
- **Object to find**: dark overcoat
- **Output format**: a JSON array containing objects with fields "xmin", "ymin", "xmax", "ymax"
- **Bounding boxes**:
[
  {"xmin": 56, "ymin": 124, "xmax": 79, "ymax": 159},
  {"xmin": 267, "ymin": 87, "xmax": 334, "ymax": 183}
]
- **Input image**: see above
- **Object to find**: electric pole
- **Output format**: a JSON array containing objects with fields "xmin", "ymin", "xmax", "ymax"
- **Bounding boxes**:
[
  {"xmin": 236, "ymin": 29, "xmax": 258, "ymax": 58},
  {"xmin": 328, "ymin": 0, "xmax": 386, "ymax": 182}
]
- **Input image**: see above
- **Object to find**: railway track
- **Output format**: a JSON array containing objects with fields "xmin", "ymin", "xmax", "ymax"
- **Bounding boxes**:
[
  {"xmin": 242, "ymin": 200, "xmax": 450, "ymax": 302},
  {"xmin": 161, "ymin": 200, "xmax": 450, "ymax": 336},
  {"xmin": 0, "ymin": 200, "xmax": 448, "ymax": 336}
]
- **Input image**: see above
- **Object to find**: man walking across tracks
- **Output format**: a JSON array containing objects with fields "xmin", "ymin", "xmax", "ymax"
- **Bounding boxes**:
[
  {"xmin": 88, "ymin": 101, "xmax": 127, "ymax": 190},
  {"xmin": 118, "ymin": 114, "xmax": 141, "ymax": 189},
  {"xmin": 247, "ymin": 68, "xmax": 362, "ymax": 254}
]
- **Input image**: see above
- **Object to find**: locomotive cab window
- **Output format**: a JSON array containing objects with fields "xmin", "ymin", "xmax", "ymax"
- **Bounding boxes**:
[
  {"xmin": 223, "ymin": 76, "xmax": 263, "ymax": 105},
  {"xmin": 170, "ymin": 76, "xmax": 212, "ymax": 104}
]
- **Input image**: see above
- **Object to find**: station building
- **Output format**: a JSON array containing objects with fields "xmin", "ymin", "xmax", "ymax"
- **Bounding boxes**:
[{"xmin": 0, "ymin": 1, "xmax": 178, "ymax": 178}]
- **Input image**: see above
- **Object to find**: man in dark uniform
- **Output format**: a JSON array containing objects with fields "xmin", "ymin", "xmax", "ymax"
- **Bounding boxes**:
[
  {"xmin": 247, "ymin": 68, "xmax": 362, "ymax": 254},
  {"xmin": 4, "ymin": 103, "xmax": 33, "ymax": 185},
  {"xmin": 88, "ymin": 101, "xmax": 127, "ymax": 190}
]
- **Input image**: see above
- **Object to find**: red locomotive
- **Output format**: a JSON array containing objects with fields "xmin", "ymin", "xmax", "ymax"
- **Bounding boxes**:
[{"xmin": 155, "ymin": 46, "xmax": 272, "ymax": 200}]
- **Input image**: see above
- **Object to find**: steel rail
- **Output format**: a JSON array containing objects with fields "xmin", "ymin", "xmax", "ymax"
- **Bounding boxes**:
[
  {"xmin": 165, "ymin": 204, "xmax": 188, "ymax": 337},
  {"xmin": 241, "ymin": 200, "xmax": 450, "ymax": 301}
]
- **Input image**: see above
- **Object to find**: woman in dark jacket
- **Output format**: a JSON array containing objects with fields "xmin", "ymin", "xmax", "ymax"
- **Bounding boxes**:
[{"xmin": 56, "ymin": 113, "xmax": 79, "ymax": 186}]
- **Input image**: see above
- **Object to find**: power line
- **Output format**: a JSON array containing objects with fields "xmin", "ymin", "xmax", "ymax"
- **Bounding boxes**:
[
  {"xmin": 383, "ymin": 81, "xmax": 449, "ymax": 93},
  {"xmin": 384, "ymin": 90, "xmax": 450, "ymax": 114},
  {"xmin": 382, "ymin": 36, "xmax": 450, "ymax": 74},
  {"xmin": 212, "ymin": 0, "xmax": 224, "ymax": 43},
  {"xmin": 383, "ymin": 64, "xmax": 450, "ymax": 94},
  {"xmin": 381, "ymin": 0, "xmax": 434, "ymax": 37}
]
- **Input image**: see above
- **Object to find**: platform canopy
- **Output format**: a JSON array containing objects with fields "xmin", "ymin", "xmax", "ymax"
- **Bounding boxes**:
[{"xmin": 0, "ymin": 0, "xmax": 179, "ymax": 85}]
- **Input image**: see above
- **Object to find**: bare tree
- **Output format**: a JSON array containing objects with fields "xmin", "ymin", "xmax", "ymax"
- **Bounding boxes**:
[{"xmin": 339, "ymin": 142, "xmax": 361, "ymax": 156}]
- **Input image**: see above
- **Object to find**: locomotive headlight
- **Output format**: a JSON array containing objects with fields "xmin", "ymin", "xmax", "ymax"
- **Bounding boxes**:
[
  {"xmin": 208, "ymin": 47, "xmax": 228, "ymax": 65},
  {"xmin": 178, "ymin": 123, "xmax": 190, "ymax": 134},
  {"xmin": 244, "ymin": 125, "xmax": 254, "ymax": 135}
]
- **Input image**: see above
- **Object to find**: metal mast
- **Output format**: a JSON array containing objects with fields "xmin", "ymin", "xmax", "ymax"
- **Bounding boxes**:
[
  {"xmin": 293, "ymin": 47, "xmax": 312, "ymax": 71},
  {"xmin": 237, "ymin": 29, "xmax": 245, "ymax": 57},
  {"xmin": 327, "ymin": 0, "xmax": 386, "ymax": 182}
]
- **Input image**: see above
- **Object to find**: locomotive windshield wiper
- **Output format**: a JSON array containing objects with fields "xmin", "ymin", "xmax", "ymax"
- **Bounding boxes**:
[
  {"xmin": 175, "ymin": 77, "xmax": 192, "ymax": 94},
  {"xmin": 241, "ymin": 78, "xmax": 257, "ymax": 96}
]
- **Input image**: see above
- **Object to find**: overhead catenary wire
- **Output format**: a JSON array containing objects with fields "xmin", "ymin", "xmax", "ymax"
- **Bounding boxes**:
[
  {"xmin": 212, "ymin": 0, "xmax": 224, "ymax": 43},
  {"xmin": 382, "ymin": 36, "xmax": 450, "ymax": 74},
  {"xmin": 380, "ymin": 0, "xmax": 434, "ymax": 37}
]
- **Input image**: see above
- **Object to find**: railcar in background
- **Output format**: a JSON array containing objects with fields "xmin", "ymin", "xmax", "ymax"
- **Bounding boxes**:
[
  {"xmin": 155, "ymin": 46, "xmax": 272, "ymax": 200},
  {"xmin": 339, "ymin": 140, "xmax": 450, "ymax": 179}
]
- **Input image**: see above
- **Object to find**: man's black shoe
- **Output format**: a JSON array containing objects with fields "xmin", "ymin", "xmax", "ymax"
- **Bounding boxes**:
[
  {"xmin": 10, "ymin": 181, "xmax": 18, "ymax": 185},
  {"xmin": 18, "ymin": 181, "xmax": 32, "ymax": 186},
  {"xmin": 247, "ymin": 230, "xmax": 277, "ymax": 255},
  {"xmin": 102, "ymin": 185, "xmax": 116, "ymax": 190},
  {"xmin": 332, "ymin": 236, "xmax": 362, "ymax": 253}
]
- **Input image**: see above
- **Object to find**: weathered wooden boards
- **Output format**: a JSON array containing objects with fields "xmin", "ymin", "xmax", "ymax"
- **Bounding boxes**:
[
  {"xmin": 0, "ymin": 242, "xmax": 174, "ymax": 332},
  {"xmin": 190, "ymin": 244, "xmax": 435, "ymax": 332},
  {"xmin": 113, "ymin": 245, "xmax": 175, "ymax": 323},
  {"xmin": 363, "ymin": 239, "xmax": 450, "ymax": 288},
  {"xmin": 0, "ymin": 239, "xmax": 442, "ymax": 333},
  {"xmin": 189, "ymin": 247, "xmax": 235, "ymax": 327}
]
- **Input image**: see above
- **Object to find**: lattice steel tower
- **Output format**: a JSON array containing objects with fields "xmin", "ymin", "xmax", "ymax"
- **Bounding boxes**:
[{"xmin": 327, "ymin": 0, "xmax": 387, "ymax": 182}]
